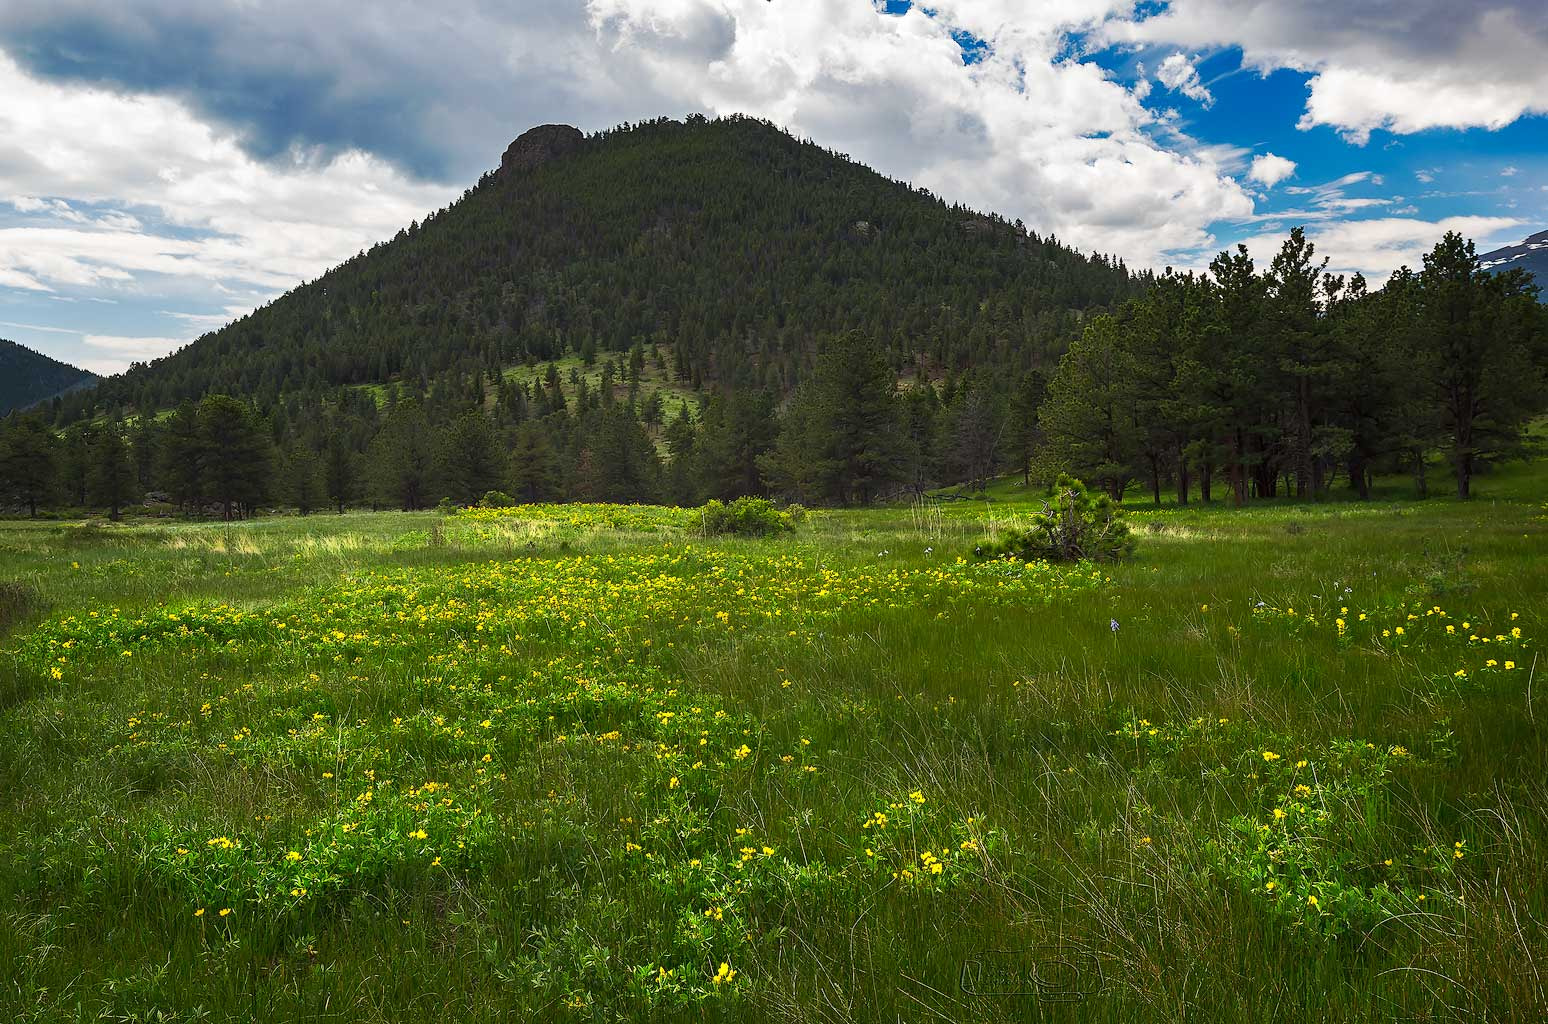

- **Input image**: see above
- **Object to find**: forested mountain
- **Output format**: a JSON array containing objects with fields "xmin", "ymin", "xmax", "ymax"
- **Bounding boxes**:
[
  {"xmin": 5, "ymin": 117, "xmax": 1543, "ymax": 520},
  {"xmin": 0, "ymin": 339, "xmax": 95, "ymax": 415},
  {"xmin": 60, "ymin": 115, "xmax": 1140, "ymax": 417},
  {"xmin": 1481, "ymin": 229, "xmax": 1548, "ymax": 288}
]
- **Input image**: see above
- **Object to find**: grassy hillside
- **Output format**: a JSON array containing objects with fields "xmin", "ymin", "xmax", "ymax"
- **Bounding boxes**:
[{"xmin": 1, "ymin": 466, "xmax": 1544, "ymax": 1021}]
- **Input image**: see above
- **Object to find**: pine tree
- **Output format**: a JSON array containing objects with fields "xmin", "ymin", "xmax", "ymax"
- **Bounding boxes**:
[
  {"xmin": 160, "ymin": 402, "xmax": 204, "ymax": 513},
  {"xmin": 1206, "ymin": 246, "xmax": 1268, "ymax": 505},
  {"xmin": 60, "ymin": 423, "xmax": 94, "ymax": 507},
  {"xmin": 1128, "ymin": 270, "xmax": 1213, "ymax": 504},
  {"xmin": 941, "ymin": 377, "xmax": 1005, "ymax": 493},
  {"xmin": 88, "ymin": 422, "xmax": 134, "ymax": 520},
  {"xmin": 782, "ymin": 331, "xmax": 907, "ymax": 504},
  {"xmin": 1322, "ymin": 273, "xmax": 1377, "ymax": 498},
  {"xmin": 131, "ymin": 416, "xmax": 159, "ymax": 492},
  {"xmin": 198, "ymin": 395, "xmax": 274, "ymax": 520},
  {"xmin": 0, "ymin": 414, "xmax": 59, "ymax": 517},
  {"xmin": 899, "ymin": 383, "xmax": 942, "ymax": 495},
  {"xmin": 509, "ymin": 420, "xmax": 561, "ymax": 502},
  {"xmin": 1038, "ymin": 314, "xmax": 1141, "ymax": 499},
  {"xmin": 662, "ymin": 406, "xmax": 699, "ymax": 504},
  {"xmin": 577, "ymin": 405, "xmax": 660, "ymax": 503},
  {"xmin": 368, "ymin": 401, "xmax": 435, "ymax": 510},
  {"xmin": 286, "ymin": 445, "xmax": 325, "ymax": 515},
  {"xmin": 435, "ymin": 409, "xmax": 507, "ymax": 505},
  {"xmin": 1368, "ymin": 268, "xmax": 1443, "ymax": 497},
  {"xmin": 1265, "ymin": 228, "xmax": 1331, "ymax": 498},
  {"xmin": 760, "ymin": 388, "xmax": 831, "ymax": 504},
  {"xmin": 1416, "ymin": 232, "xmax": 1546, "ymax": 498},
  {"xmin": 324, "ymin": 432, "xmax": 359, "ymax": 514},
  {"xmin": 1005, "ymin": 371, "xmax": 1045, "ymax": 486},
  {"xmin": 696, "ymin": 391, "xmax": 777, "ymax": 499},
  {"xmin": 831, "ymin": 333, "xmax": 907, "ymax": 504}
]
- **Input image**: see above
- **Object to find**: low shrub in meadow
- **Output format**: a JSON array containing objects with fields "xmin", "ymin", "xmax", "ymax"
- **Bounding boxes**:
[
  {"xmin": 980, "ymin": 474, "xmax": 1136, "ymax": 563},
  {"xmin": 698, "ymin": 497, "xmax": 802, "ymax": 538},
  {"xmin": 477, "ymin": 490, "xmax": 517, "ymax": 508}
]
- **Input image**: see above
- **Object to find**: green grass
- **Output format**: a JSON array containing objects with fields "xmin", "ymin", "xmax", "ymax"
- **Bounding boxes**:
[
  {"xmin": 500, "ymin": 350, "xmax": 698, "ymax": 409},
  {"xmin": 2, "ymin": 475, "xmax": 1546, "ymax": 1022},
  {"xmin": 340, "ymin": 349, "xmax": 700, "ymax": 421}
]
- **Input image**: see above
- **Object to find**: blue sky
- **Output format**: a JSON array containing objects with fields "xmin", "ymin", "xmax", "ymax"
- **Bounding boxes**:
[{"xmin": 0, "ymin": 0, "xmax": 1543, "ymax": 375}]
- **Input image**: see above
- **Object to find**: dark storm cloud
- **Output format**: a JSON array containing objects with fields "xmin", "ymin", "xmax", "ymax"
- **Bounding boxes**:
[{"xmin": 0, "ymin": 0, "xmax": 670, "ymax": 181}]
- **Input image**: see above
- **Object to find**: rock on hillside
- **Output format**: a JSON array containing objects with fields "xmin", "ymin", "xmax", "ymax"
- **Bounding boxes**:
[{"xmin": 500, "ymin": 124, "xmax": 585, "ymax": 176}]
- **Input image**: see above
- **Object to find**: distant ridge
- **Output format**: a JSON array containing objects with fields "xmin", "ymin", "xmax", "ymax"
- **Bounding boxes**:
[
  {"xmin": 0, "ymin": 338, "xmax": 97, "ymax": 415},
  {"xmin": 1480, "ymin": 229, "xmax": 1548, "ymax": 289}
]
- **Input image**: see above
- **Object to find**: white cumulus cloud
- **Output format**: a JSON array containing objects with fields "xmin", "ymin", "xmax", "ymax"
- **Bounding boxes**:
[
  {"xmin": 76, "ymin": 334, "xmax": 190, "ymax": 375},
  {"xmin": 0, "ymin": 51, "xmax": 457, "ymax": 367},
  {"xmin": 1113, "ymin": 0, "xmax": 1548, "ymax": 144},
  {"xmin": 585, "ymin": 0, "xmax": 1250, "ymax": 263},
  {"xmin": 1238, "ymin": 215, "xmax": 1524, "ymax": 286},
  {"xmin": 1248, "ymin": 153, "xmax": 1296, "ymax": 188},
  {"xmin": 1156, "ymin": 53, "xmax": 1214, "ymax": 107},
  {"xmin": 1, "ymin": 0, "xmax": 1539, "ymax": 373},
  {"xmin": 0, "ymin": 1, "xmax": 1265, "ymax": 353}
]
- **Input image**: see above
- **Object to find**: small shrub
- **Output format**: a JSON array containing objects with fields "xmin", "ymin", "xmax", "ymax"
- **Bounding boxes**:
[
  {"xmin": 1409, "ymin": 543, "xmax": 1475, "ymax": 600},
  {"xmin": 979, "ymin": 475, "xmax": 1135, "ymax": 563},
  {"xmin": 699, "ymin": 497, "xmax": 798, "ymax": 538},
  {"xmin": 478, "ymin": 490, "xmax": 517, "ymax": 509}
]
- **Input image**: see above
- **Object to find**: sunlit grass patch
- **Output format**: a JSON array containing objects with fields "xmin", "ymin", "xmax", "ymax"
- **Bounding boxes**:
[{"xmin": 452, "ymin": 502, "xmax": 697, "ymax": 532}]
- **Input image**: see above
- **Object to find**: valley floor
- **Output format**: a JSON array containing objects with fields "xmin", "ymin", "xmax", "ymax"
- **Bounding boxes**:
[{"xmin": 1, "ymin": 473, "xmax": 1545, "ymax": 1022}]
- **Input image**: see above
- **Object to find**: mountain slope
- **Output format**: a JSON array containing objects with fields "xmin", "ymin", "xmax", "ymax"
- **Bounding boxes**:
[
  {"xmin": 1480, "ymin": 229, "xmax": 1548, "ymax": 287},
  {"xmin": 0, "ymin": 339, "xmax": 97, "ymax": 415},
  {"xmin": 65, "ymin": 115, "xmax": 1141, "ymax": 417}
]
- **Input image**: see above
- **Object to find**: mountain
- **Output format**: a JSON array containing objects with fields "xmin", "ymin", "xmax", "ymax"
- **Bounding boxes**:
[
  {"xmin": 60, "ymin": 115, "xmax": 1141, "ymax": 419},
  {"xmin": 1480, "ymin": 229, "xmax": 1548, "ymax": 288},
  {"xmin": 0, "ymin": 339, "xmax": 97, "ymax": 415}
]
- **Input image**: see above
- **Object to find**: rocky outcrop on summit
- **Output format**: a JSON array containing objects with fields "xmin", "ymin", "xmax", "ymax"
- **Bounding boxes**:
[{"xmin": 500, "ymin": 124, "xmax": 585, "ymax": 176}]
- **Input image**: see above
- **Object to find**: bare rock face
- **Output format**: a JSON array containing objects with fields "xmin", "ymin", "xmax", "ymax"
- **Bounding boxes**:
[{"xmin": 499, "ymin": 124, "xmax": 584, "ymax": 176}]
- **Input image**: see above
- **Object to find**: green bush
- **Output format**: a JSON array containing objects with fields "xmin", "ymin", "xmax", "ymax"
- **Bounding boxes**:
[
  {"xmin": 699, "ymin": 497, "xmax": 799, "ymax": 537},
  {"xmin": 978, "ymin": 474, "xmax": 1135, "ymax": 563},
  {"xmin": 478, "ymin": 490, "xmax": 517, "ymax": 509}
]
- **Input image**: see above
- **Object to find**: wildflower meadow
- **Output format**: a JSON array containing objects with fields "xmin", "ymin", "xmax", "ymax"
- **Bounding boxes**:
[{"xmin": 1, "ymin": 470, "xmax": 1544, "ymax": 1022}]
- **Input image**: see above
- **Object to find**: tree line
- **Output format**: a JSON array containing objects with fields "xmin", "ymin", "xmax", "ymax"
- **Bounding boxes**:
[
  {"xmin": 1039, "ymin": 230, "xmax": 1546, "ymax": 503},
  {"xmin": 1, "ymin": 229, "xmax": 1543, "ymax": 519},
  {"xmin": 0, "ymin": 330, "xmax": 1038, "ymax": 517}
]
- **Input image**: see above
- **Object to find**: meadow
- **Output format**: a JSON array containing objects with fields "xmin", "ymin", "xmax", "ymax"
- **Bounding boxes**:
[{"xmin": 1, "ymin": 469, "xmax": 1545, "ymax": 1022}]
